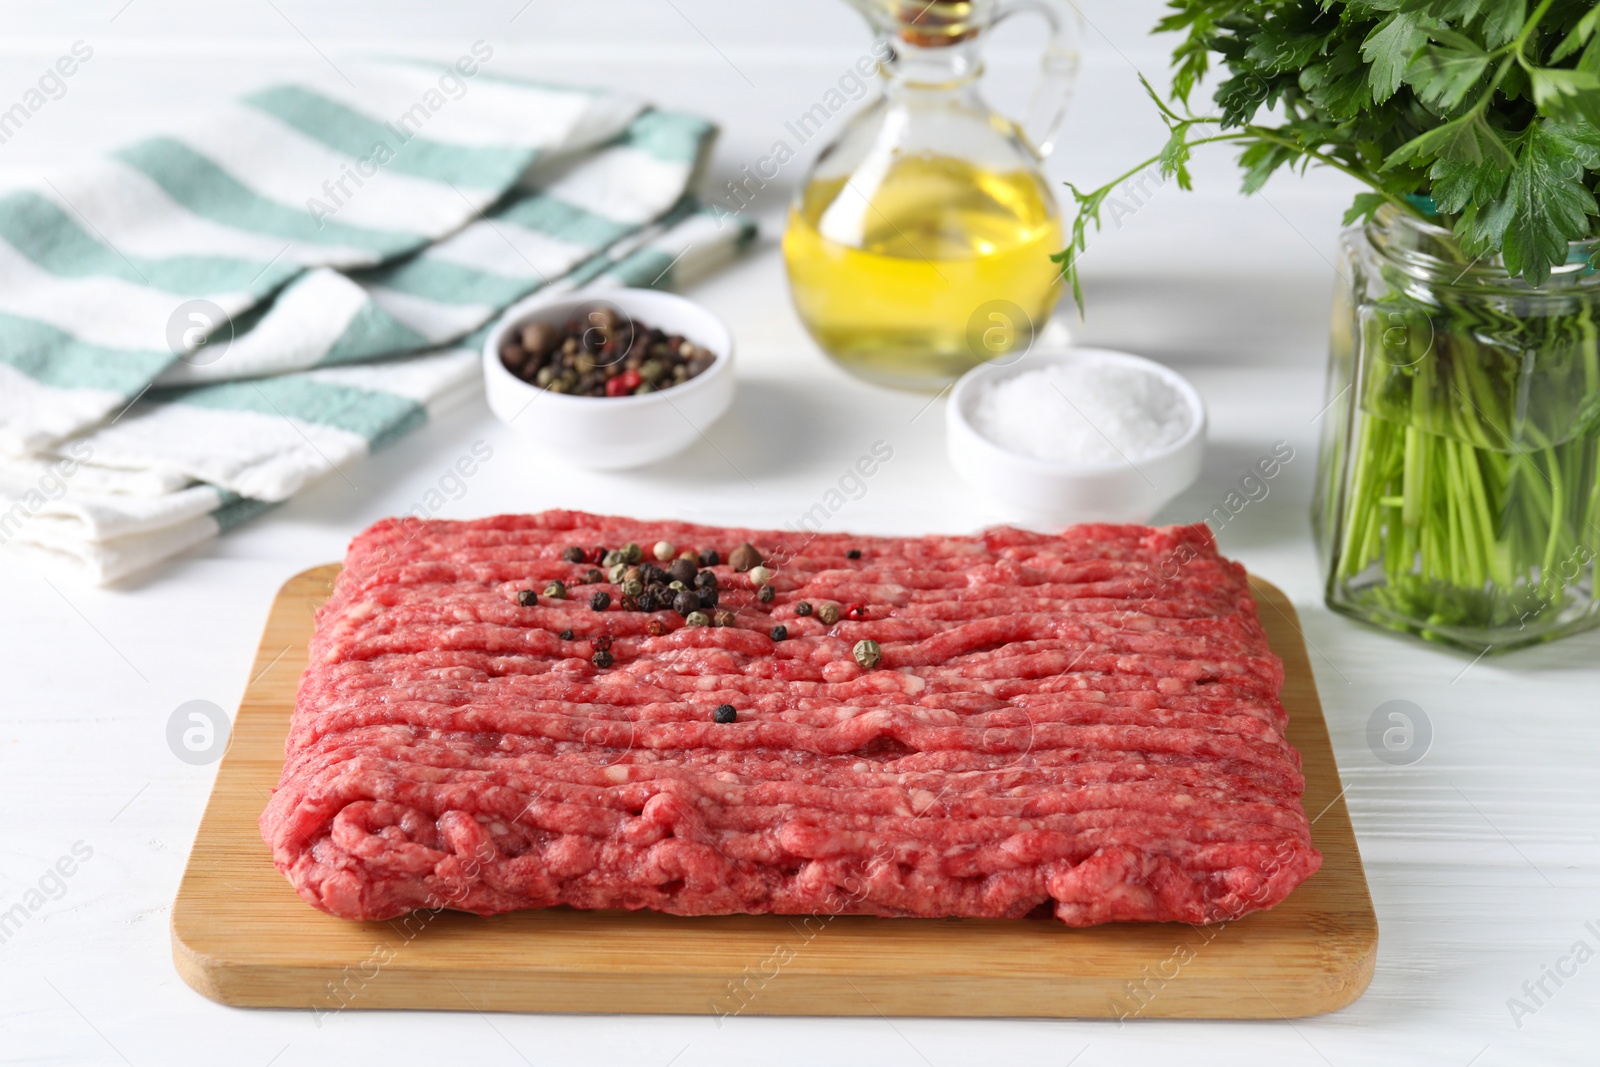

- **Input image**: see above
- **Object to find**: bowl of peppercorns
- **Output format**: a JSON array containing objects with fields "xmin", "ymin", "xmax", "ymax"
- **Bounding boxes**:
[{"xmin": 483, "ymin": 288, "xmax": 735, "ymax": 469}]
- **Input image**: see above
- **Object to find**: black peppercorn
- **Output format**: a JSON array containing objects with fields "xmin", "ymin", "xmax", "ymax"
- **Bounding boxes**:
[
  {"xmin": 693, "ymin": 571, "xmax": 717, "ymax": 590},
  {"xmin": 590, "ymin": 591, "xmax": 611, "ymax": 611},
  {"xmin": 758, "ymin": 584, "xmax": 775, "ymax": 604},
  {"xmin": 713, "ymin": 704, "xmax": 737, "ymax": 724},
  {"xmin": 620, "ymin": 594, "xmax": 639, "ymax": 611},
  {"xmin": 668, "ymin": 558, "xmax": 698, "ymax": 584},
  {"xmin": 592, "ymin": 650, "xmax": 614, "ymax": 668},
  {"xmin": 516, "ymin": 590, "xmax": 537, "ymax": 607},
  {"xmin": 561, "ymin": 546, "xmax": 585, "ymax": 563},
  {"xmin": 847, "ymin": 549, "xmax": 862, "ymax": 560},
  {"xmin": 699, "ymin": 586, "xmax": 719, "ymax": 609},
  {"xmin": 636, "ymin": 590, "xmax": 659, "ymax": 612},
  {"xmin": 699, "ymin": 549, "xmax": 720, "ymax": 567},
  {"xmin": 795, "ymin": 601, "xmax": 813, "ymax": 617},
  {"xmin": 673, "ymin": 589, "xmax": 700, "ymax": 616},
  {"xmin": 641, "ymin": 563, "xmax": 667, "ymax": 586},
  {"xmin": 585, "ymin": 568, "xmax": 604, "ymax": 584},
  {"xmin": 770, "ymin": 625, "xmax": 787, "ymax": 641},
  {"xmin": 560, "ymin": 629, "xmax": 574, "ymax": 641}
]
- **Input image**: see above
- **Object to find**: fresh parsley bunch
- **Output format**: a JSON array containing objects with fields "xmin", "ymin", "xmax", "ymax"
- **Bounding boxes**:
[{"xmin": 1057, "ymin": 0, "xmax": 1600, "ymax": 305}]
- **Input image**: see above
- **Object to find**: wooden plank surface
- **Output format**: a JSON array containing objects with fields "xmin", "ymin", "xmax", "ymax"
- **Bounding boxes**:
[{"xmin": 171, "ymin": 564, "xmax": 1375, "ymax": 1019}]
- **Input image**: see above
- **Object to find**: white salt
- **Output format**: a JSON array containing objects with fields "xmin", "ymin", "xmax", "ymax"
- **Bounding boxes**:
[{"xmin": 971, "ymin": 359, "xmax": 1192, "ymax": 465}]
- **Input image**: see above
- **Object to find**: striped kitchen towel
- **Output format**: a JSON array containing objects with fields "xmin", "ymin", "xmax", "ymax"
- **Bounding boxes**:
[{"xmin": 0, "ymin": 60, "xmax": 754, "ymax": 583}]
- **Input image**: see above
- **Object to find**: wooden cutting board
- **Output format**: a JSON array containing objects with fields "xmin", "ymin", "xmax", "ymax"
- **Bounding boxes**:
[{"xmin": 172, "ymin": 564, "xmax": 1375, "ymax": 1018}]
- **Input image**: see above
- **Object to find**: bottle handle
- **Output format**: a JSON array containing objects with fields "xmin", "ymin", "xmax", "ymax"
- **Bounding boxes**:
[{"xmin": 990, "ymin": 0, "xmax": 1082, "ymax": 159}]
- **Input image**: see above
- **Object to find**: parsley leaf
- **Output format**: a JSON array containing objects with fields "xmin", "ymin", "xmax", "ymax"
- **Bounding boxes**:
[
  {"xmin": 1364, "ymin": 12, "xmax": 1432, "ymax": 102},
  {"xmin": 1405, "ymin": 42, "xmax": 1490, "ymax": 112}
]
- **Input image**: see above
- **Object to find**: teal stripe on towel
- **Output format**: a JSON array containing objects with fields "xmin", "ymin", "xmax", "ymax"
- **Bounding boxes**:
[
  {"xmin": 115, "ymin": 138, "xmax": 419, "ymax": 256},
  {"xmin": 356, "ymin": 257, "xmax": 540, "ymax": 308},
  {"xmin": 598, "ymin": 248, "xmax": 679, "ymax": 289},
  {"xmin": 243, "ymin": 87, "xmax": 537, "ymax": 190},
  {"xmin": 318, "ymin": 302, "xmax": 433, "ymax": 367},
  {"xmin": 213, "ymin": 495, "xmax": 277, "ymax": 532},
  {"xmin": 0, "ymin": 311, "xmax": 172, "ymax": 392},
  {"xmin": 174, "ymin": 376, "xmax": 426, "ymax": 443},
  {"xmin": 618, "ymin": 111, "xmax": 714, "ymax": 165},
  {"xmin": 0, "ymin": 193, "xmax": 299, "ymax": 296},
  {"xmin": 495, "ymin": 195, "xmax": 634, "ymax": 248}
]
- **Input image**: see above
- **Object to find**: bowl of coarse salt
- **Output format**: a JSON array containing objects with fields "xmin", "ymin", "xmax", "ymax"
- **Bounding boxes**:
[{"xmin": 946, "ymin": 348, "xmax": 1206, "ymax": 525}]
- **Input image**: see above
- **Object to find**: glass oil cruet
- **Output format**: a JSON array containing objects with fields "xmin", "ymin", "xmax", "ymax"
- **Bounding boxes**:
[{"xmin": 783, "ymin": 0, "xmax": 1081, "ymax": 390}]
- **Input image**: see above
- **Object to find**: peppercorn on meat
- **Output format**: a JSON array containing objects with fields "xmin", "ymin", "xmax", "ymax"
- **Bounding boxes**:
[{"xmin": 261, "ymin": 511, "xmax": 1321, "ymax": 925}]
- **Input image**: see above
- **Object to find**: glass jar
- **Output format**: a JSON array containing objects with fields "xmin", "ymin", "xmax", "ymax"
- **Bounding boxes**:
[
  {"xmin": 1314, "ymin": 205, "xmax": 1600, "ymax": 652},
  {"xmin": 782, "ymin": 0, "xmax": 1080, "ymax": 391}
]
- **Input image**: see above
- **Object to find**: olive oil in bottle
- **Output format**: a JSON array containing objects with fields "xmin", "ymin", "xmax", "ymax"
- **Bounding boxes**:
[{"xmin": 783, "ymin": 154, "xmax": 1064, "ymax": 390}]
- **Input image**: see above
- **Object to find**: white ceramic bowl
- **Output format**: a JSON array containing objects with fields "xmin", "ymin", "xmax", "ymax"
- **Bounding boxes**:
[
  {"xmin": 483, "ymin": 289, "xmax": 736, "ymax": 470},
  {"xmin": 947, "ymin": 347, "xmax": 1206, "ymax": 525}
]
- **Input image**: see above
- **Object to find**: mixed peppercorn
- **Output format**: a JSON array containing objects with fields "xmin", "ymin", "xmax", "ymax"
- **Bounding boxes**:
[
  {"xmin": 511, "ymin": 542, "xmax": 884, "ymax": 682},
  {"xmin": 498, "ymin": 306, "xmax": 716, "ymax": 398}
]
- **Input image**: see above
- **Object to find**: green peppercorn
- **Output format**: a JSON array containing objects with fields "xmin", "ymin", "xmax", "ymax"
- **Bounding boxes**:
[
  {"xmin": 623, "ymin": 542, "xmax": 643, "ymax": 564},
  {"xmin": 668, "ymin": 580, "xmax": 687, "ymax": 592},
  {"xmin": 516, "ymin": 590, "xmax": 537, "ymax": 607},
  {"xmin": 685, "ymin": 610, "xmax": 710, "ymax": 627},
  {"xmin": 770, "ymin": 625, "xmax": 787, "ymax": 641},
  {"xmin": 853, "ymin": 639, "xmax": 882, "ymax": 669},
  {"xmin": 608, "ymin": 563, "xmax": 628, "ymax": 583},
  {"xmin": 713, "ymin": 704, "xmax": 737, "ymax": 724},
  {"xmin": 590, "ymin": 591, "xmax": 611, "ymax": 611},
  {"xmin": 544, "ymin": 580, "xmax": 567, "ymax": 599},
  {"xmin": 817, "ymin": 603, "xmax": 840, "ymax": 625},
  {"xmin": 795, "ymin": 601, "xmax": 813, "ymax": 617},
  {"xmin": 602, "ymin": 549, "xmax": 626, "ymax": 569},
  {"xmin": 622, "ymin": 578, "xmax": 644, "ymax": 598}
]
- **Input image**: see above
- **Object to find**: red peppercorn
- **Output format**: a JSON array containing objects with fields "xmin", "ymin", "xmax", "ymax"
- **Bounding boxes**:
[
  {"xmin": 593, "ymin": 634, "xmax": 614, "ymax": 652},
  {"xmin": 845, "ymin": 603, "xmax": 868, "ymax": 621},
  {"xmin": 605, "ymin": 369, "xmax": 643, "ymax": 397}
]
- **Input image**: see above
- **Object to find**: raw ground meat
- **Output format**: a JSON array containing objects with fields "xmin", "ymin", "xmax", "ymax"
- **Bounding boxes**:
[{"xmin": 260, "ymin": 511, "xmax": 1321, "ymax": 926}]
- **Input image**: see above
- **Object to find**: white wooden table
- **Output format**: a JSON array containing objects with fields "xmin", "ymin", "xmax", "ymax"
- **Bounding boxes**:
[{"xmin": 2, "ymin": 3, "xmax": 1597, "ymax": 1064}]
